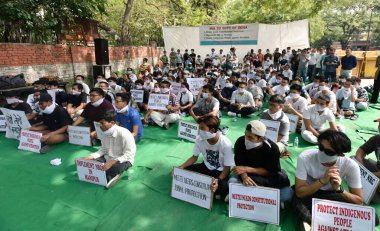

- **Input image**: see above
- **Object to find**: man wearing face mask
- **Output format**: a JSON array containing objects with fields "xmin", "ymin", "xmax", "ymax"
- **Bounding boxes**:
[
  {"xmin": 46, "ymin": 81, "xmax": 68, "ymax": 107},
  {"xmin": 83, "ymin": 110, "xmax": 136, "ymax": 189},
  {"xmin": 218, "ymin": 79, "xmax": 237, "ymax": 110},
  {"xmin": 336, "ymin": 79, "xmax": 358, "ymax": 119},
  {"xmin": 178, "ymin": 116, "xmax": 234, "ymax": 200},
  {"xmin": 293, "ymin": 129, "xmax": 379, "ymax": 227},
  {"xmin": 4, "ymin": 91, "xmax": 36, "ymax": 122},
  {"xmin": 29, "ymin": 93, "xmax": 73, "ymax": 153},
  {"xmin": 132, "ymin": 79, "xmax": 150, "ymax": 112},
  {"xmin": 26, "ymin": 80, "xmax": 47, "ymax": 108},
  {"xmin": 269, "ymin": 77, "xmax": 290, "ymax": 97},
  {"xmin": 301, "ymin": 94, "xmax": 344, "ymax": 144},
  {"xmin": 228, "ymin": 82, "xmax": 256, "ymax": 117},
  {"xmin": 67, "ymin": 83, "xmax": 88, "ymax": 119},
  {"xmin": 75, "ymin": 75, "xmax": 90, "ymax": 95},
  {"xmin": 179, "ymin": 82, "xmax": 194, "ymax": 116},
  {"xmin": 190, "ymin": 84, "xmax": 220, "ymax": 122},
  {"xmin": 284, "ymin": 84, "xmax": 308, "ymax": 123},
  {"xmin": 230, "ymin": 120, "xmax": 292, "ymax": 202},
  {"xmin": 247, "ymin": 79, "xmax": 263, "ymax": 109},
  {"xmin": 313, "ymin": 79, "xmax": 338, "ymax": 115},
  {"xmin": 351, "ymin": 77, "xmax": 368, "ymax": 111},
  {"xmin": 99, "ymin": 81, "xmax": 115, "ymax": 105},
  {"xmin": 107, "ymin": 77, "xmax": 123, "ymax": 95}
]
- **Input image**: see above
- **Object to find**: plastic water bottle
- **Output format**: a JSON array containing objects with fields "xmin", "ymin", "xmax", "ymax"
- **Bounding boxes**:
[{"xmin": 294, "ymin": 137, "xmax": 299, "ymax": 148}]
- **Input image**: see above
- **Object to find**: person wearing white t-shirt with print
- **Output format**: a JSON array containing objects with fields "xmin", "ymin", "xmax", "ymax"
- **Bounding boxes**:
[
  {"xmin": 292, "ymin": 129, "xmax": 379, "ymax": 228},
  {"xmin": 284, "ymin": 84, "xmax": 308, "ymax": 129},
  {"xmin": 178, "ymin": 116, "xmax": 234, "ymax": 200},
  {"xmin": 302, "ymin": 94, "xmax": 345, "ymax": 144},
  {"xmin": 282, "ymin": 64, "xmax": 293, "ymax": 81}
]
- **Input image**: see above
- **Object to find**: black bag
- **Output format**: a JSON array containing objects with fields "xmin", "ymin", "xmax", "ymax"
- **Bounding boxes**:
[{"xmin": 0, "ymin": 73, "xmax": 26, "ymax": 89}]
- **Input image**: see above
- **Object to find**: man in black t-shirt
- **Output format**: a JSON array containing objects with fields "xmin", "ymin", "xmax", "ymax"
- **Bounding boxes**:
[
  {"xmin": 4, "ymin": 91, "xmax": 37, "ymax": 123},
  {"xmin": 229, "ymin": 120, "xmax": 292, "ymax": 202}
]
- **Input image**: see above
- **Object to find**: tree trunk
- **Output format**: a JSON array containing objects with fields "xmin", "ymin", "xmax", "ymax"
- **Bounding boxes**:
[{"xmin": 121, "ymin": 0, "xmax": 134, "ymax": 45}]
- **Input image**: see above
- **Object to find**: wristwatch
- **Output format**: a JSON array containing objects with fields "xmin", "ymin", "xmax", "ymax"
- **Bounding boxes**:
[{"xmin": 335, "ymin": 185, "xmax": 344, "ymax": 193}]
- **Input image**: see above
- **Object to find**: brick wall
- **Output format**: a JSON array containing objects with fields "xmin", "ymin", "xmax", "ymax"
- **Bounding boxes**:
[{"xmin": 0, "ymin": 43, "xmax": 162, "ymax": 83}]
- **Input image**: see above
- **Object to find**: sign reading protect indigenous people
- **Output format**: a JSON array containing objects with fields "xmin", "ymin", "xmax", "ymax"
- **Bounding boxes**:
[
  {"xmin": 285, "ymin": 113, "xmax": 298, "ymax": 133},
  {"xmin": 0, "ymin": 108, "xmax": 31, "ymax": 140},
  {"xmin": 311, "ymin": 198, "xmax": 375, "ymax": 231},
  {"xmin": 68, "ymin": 126, "xmax": 91, "ymax": 146},
  {"xmin": 0, "ymin": 115, "xmax": 6, "ymax": 132},
  {"xmin": 354, "ymin": 159, "xmax": 380, "ymax": 204},
  {"xmin": 229, "ymin": 183, "xmax": 280, "ymax": 225},
  {"xmin": 131, "ymin": 90, "xmax": 144, "ymax": 103},
  {"xmin": 75, "ymin": 159, "xmax": 107, "ymax": 186},
  {"xmin": 186, "ymin": 78, "xmax": 205, "ymax": 96},
  {"xmin": 178, "ymin": 120, "xmax": 199, "ymax": 142},
  {"xmin": 259, "ymin": 119, "xmax": 280, "ymax": 143},
  {"xmin": 199, "ymin": 24, "xmax": 258, "ymax": 46},
  {"xmin": 171, "ymin": 167, "xmax": 214, "ymax": 210},
  {"xmin": 18, "ymin": 130, "xmax": 42, "ymax": 153},
  {"xmin": 148, "ymin": 94, "xmax": 170, "ymax": 111}
]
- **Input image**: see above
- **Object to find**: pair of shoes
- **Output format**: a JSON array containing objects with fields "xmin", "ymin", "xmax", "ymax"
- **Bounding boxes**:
[
  {"xmin": 227, "ymin": 111, "xmax": 236, "ymax": 117},
  {"xmin": 105, "ymin": 174, "xmax": 121, "ymax": 189},
  {"xmin": 40, "ymin": 144, "xmax": 55, "ymax": 154},
  {"xmin": 350, "ymin": 114, "xmax": 359, "ymax": 120},
  {"xmin": 163, "ymin": 123, "xmax": 170, "ymax": 129},
  {"xmin": 221, "ymin": 126, "xmax": 229, "ymax": 135}
]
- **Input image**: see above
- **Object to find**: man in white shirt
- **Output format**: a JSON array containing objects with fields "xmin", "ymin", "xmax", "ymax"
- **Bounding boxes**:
[
  {"xmin": 282, "ymin": 64, "xmax": 293, "ymax": 80},
  {"xmin": 284, "ymin": 84, "xmax": 308, "ymax": 128},
  {"xmin": 307, "ymin": 48, "xmax": 317, "ymax": 81},
  {"xmin": 83, "ymin": 110, "xmax": 136, "ymax": 189},
  {"xmin": 228, "ymin": 82, "xmax": 256, "ymax": 117},
  {"xmin": 269, "ymin": 77, "xmax": 290, "ymax": 97},
  {"xmin": 315, "ymin": 48, "xmax": 325, "ymax": 77},
  {"xmin": 75, "ymin": 75, "xmax": 90, "ymax": 94},
  {"xmin": 313, "ymin": 79, "xmax": 337, "ymax": 115},
  {"xmin": 336, "ymin": 79, "xmax": 357, "ymax": 119}
]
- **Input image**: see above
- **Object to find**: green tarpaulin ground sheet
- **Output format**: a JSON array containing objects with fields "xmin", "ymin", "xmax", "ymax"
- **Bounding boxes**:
[{"xmin": 1, "ymin": 105, "xmax": 380, "ymax": 231}]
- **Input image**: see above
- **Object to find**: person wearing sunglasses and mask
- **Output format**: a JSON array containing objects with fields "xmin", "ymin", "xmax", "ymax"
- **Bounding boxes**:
[
  {"xmin": 178, "ymin": 116, "xmax": 234, "ymax": 200},
  {"xmin": 293, "ymin": 129, "xmax": 379, "ymax": 228}
]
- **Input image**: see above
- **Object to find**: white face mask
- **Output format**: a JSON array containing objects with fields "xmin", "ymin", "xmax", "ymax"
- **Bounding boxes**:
[
  {"xmin": 238, "ymin": 87, "xmax": 245, "ymax": 93},
  {"xmin": 6, "ymin": 98, "xmax": 20, "ymax": 104},
  {"xmin": 154, "ymin": 88, "xmax": 160, "ymax": 93},
  {"xmin": 245, "ymin": 138, "xmax": 262, "ymax": 149},
  {"xmin": 161, "ymin": 88, "xmax": 170, "ymax": 93},
  {"xmin": 226, "ymin": 83, "xmax": 233, "ymax": 88},
  {"xmin": 315, "ymin": 104, "xmax": 326, "ymax": 112},
  {"xmin": 269, "ymin": 109, "xmax": 282, "ymax": 120},
  {"xmin": 41, "ymin": 103, "xmax": 56, "ymax": 114},
  {"xmin": 199, "ymin": 130, "xmax": 216, "ymax": 140},
  {"xmin": 202, "ymin": 92, "xmax": 209, "ymax": 99},
  {"xmin": 248, "ymin": 84, "xmax": 255, "ymax": 89},
  {"xmin": 290, "ymin": 93, "xmax": 300, "ymax": 99},
  {"xmin": 181, "ymin": 88, "xmax": 187, "ymax": 93},
  {"xmin": 108, "ymin": 82, "xmax": 116, "ymax": 87},
  {"xmin": 319, "ymin": 86, "xmax": 328, "ymax": 91},
  {"xmin": 91, "ymin": 98, "xmax": 104, "ymax": 107},
  {"xmin": 227, "ymin": 71, "xmax": 232, "ymax": 75},
  {"xmin": 136, "ymin": 85, "xmax": 143, "ymax": 90},
  {"xmin": 103, "ymin": 124, "xmax": 116, "ymax": 136},
  {"xmin": 72, "ymin": 90, "xmax": 81, "ymax": 95},
  {"xmin": 76, "ymin": 80, "xmax": 83, "ymax": 84},
  {"xmin": 117, "ymin": 105, "xmax": 128, "ymax": 114},
  {"xmin": 318, "ymin": 150, "xmax": 339, "ymax": 164}
]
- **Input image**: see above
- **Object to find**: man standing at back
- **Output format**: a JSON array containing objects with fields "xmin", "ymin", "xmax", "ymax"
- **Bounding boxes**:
[{"xmin": 340, "ymin": 47, "xmax": 357, "ymax": 79}]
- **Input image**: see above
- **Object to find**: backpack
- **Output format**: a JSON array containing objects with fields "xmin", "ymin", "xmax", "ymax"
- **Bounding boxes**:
[{"xmin": 0, "ymin": 73, "xmax": 26, "ymax": 89}]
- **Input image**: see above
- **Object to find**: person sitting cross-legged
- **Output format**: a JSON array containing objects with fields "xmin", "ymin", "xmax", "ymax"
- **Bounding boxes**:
[
  {"xmin": 189, "ymin": 84, "xmax": 220, "ymax": 122},
  {"xmin": 227, "ymin": 81, "xmax": 256, "ymax": 117}
]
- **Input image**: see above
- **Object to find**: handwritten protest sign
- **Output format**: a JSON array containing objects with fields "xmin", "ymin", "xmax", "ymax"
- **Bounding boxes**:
[
  {"xmin": 131, "ymin": 90, "xmax": 144, "ymax": 103},
  {"xmin": 148, "ymin": 94, "xmax": 170, "ymax": 111},
  {"xmin": 178, "ymin": 120, "xmax": 199, "ymax": 142},
  {"xmin": 186, "ymin": 78, "xmax": 205, "ymax": 96},
  {"xmin": 312, "ymin": 198, "xmax": 375, "ymax": 231},
  {"xmin": 0, "ymin": 108, "xmax": 31, "ymax": 140},
  {"xmin": 0, "ymin": 115, "xmax": 6, "ymax": 132},
  {"xmin": 170, "ymin": 82, "xmax": 181, "ymax": 95},
  {"xmin": 285, "ymin": 113, "xmax": 298, "ymax": 133},
  {"xmin": 75, "ymin": 159, "xmax": 107, "ymax": 186},
  {"xmin": 229, "ymin": 183, "xmax": 280, "ymax": 225},
  {"xmin": 259, "ymin": 119, "xmax": 280, "ymax": 143},
  {"xmin": 171, "ymin": 167, "xmax": 214, "ymax": 210},
  {"xmin": 94, "ymin": 122, "xmax": 105, "ymax": 141},
  {"xmin": 18, "ymin": 130, "xmax": 42, "ymax": 153},
  {"xmin": 354, "ymin": 159, "xmax": 380, "ymax": 204},
  {"xmin": 68, "ymin": 126, "xmax": 91, "ymax": 146}
]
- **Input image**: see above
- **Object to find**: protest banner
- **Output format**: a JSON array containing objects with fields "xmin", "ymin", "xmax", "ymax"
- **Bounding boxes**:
[
  {"xmin": 0, "ymin": 108, "xmax": 31, "ymax": 140},
  {"xmin": 68, "ymin": 125, "xmax": 91, "ymax": 146},
  {"xmin": 259, "ymin": 119, "xmax": 280, "ymax": 143},
  {"xmin": 131, "ymin": 90, "xmax": 144, "ymax": 103},
  {"xmin": 75, "ymin": 159, "xmax": 107, "ymax": 186},
  {"xmin": 18, "ymin": 130, "xmax": 42, "ymax": 153},
  {"xmin": 354, "ymin": 159, "xmax": 380, "ymax": 204},
  {"xmin": 186, "ymin": 78, "xmax": 205, "ymax": 96},
  {"xmin": 178, "ymin": 120, "xmax": 199, "ymax": 142},
  {"xmin": 170, "ymin": 82, "xmax": 182, "ymax": 95},
  {"xmin": 311, "ymin": 198, "xmax": 375, "ymax": 231},
  {"xmin": 229, "ymin": 183, "xmax": 280, "ymax": 225},
  {"xmin": 0, "ymin": 115, "xmax": 6, "ymax": 132},
  {"xmin": 94, "ymin": 122, "xmax": 105, "ymax": 141},
  {"xmin": 148, "ymin": 94, "xmax": 170, "ymax": 111},
  {"xmin": 285, "ymin": 113, "xmax": 298, "ymax": 133},
  {"xmin": 199, "ymin": 24, "xmax": 259, "ymax": 46},
  {"xmin": 171, "ymin": 167, "xmax": 214, "ymax": 210}
]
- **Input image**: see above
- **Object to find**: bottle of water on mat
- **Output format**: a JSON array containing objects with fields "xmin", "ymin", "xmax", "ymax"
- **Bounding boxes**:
[{"xmin": 294, "ymin": 137, "xmax": 299, "ymax": 148}]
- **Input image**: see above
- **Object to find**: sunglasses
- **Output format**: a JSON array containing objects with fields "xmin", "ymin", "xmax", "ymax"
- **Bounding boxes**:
[{"xmin": 318, "ymin": 144, "xmax": 338, "ymax": 156}]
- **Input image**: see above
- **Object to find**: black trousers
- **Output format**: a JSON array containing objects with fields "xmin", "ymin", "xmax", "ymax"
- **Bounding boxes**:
[
  {"xmin": 371, "ymin": 75, "xmax": 380, "ymax": 103},
  {"xmin": 96, "ymin": 157, "xmax": 131, "ymax": 179}
]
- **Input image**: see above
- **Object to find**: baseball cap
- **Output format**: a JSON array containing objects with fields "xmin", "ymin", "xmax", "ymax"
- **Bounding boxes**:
[
  {"xmin": 246, "ymin": 120, "xmax": 266, "ymax": 137},
  {"xmin": 39, "ymin": 93, "xmax": 52, "ymax": 102}
]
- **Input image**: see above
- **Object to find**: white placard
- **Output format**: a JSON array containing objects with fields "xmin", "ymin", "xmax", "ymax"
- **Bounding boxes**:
[
  {"xmin": 93, "ymin": 122, "xmax": 105, "ymax": 141},
  {"xmin": 199, "ymin": 24, "xmax": 259, "ymax": 46},
  {"xmin": 312, "ymin": 198, "xmax": 375, "ymax": 231},
  {"xmin": 68, "ymin": 125, "xmax": 91, "ymax": 146},
  {"xmin": 354, "ymin": 159, "xmax": 380, "ymax": 204},
  {"xmin": 186, "ymin": 78, "xmax": 205, "ymax": 96},
  {"xmin": 148, "ymin": 94, "xmax": 170, "ymax": 111},
  {"xmin": 285, "ymin": 113, "xmax": 298, "ymax": 133},
  {"xmin": 170, "ymin": 82, "xmax": 181, "ymax": 95},
  {"xmin": 259, "ymin": 119, "xmax": 280, "ymax": 143},
  {"xmin": 178, "ymin": 120, "xmax": 199, "ymax": 142},
  {"xmin": 47, "ymin": 89, "xmax": 57, "ymax": 102},
  {"xmin": 229, "ymin": 183, "xmax": 280, "ymax": 225},
  {"xmin": 171, "ymin": 167, "xmax": 214, "ymax": 210},
  {"xmin": 0, "ymin": 108, "xmax": 31, "ymax": 140},
  {"xmin": 18, "ymin": 130, "xmax": 42, "ymax": 153},
  {"xmin": 131, "ymin": 90, "xmax": 144, "ymax": 103},
  {"xmin": 75, "ymin": 159, "xmax": 107, "ymax": 186},
  {"xmin": 0, "ymin": 115, "xmax": 6, "ymax": 132}
]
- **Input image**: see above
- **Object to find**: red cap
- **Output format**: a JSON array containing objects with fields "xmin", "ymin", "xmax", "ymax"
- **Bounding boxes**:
[{"xmin": 374, "ymin": 118, "xmax": 380, "ymax": 122}]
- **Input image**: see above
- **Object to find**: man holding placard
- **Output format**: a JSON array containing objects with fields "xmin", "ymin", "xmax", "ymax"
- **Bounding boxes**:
[
  {"xmin": 29, "ymin": 93, "xmax": 72, "ymax": 153},
  {"xmin": 189, "ymin": 84, "xmax": 219, "ymax": 122},
  {"xmin": 83, "ymin": 110, "xmax": 136, "ymax": 189},
  {"xmin": 177, "ymin": 116, "xmax": 234, "ymax": 200},
  {"xmin": 4, "ymin": 91, "xmax": 37, "ymax": 123}
]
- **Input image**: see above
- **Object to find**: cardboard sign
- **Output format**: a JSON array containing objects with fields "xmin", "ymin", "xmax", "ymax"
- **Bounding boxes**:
[
  {"xmin": 171, "ymin": 167, "xmax": 214, "ymax": 210},
  {"xmin": 259, "ymin": 119, "xmax": 280, "ymax": 143},
  {"xmin": 178, "ymin": 120, "xmax": 199, "ymax": 142},
  {"xmin": 311, "ymin": 198, "xmax": 375, "ymax": 231},
  {"xmin": 93, "ymin": 122, "xmax": 105, "ymax": 141},
  {"xmin": 148, "ymin": 94, "xmax": 170, "ymax": 111},
  {"xmin": 131, "ymin": 90, "xmax": 144, "ymax": 103},
  {"xmin": 186, "ymin": 78, "xmax": 205, "ymax": 96},
  {"xmin": 229, "ymin": 183, "xmax": 280, "ymax": 225},
  {"xmin": 75, "ymin": 159, "xmax": 107, "ymax": 186},
  {"xmin": 0, "ymin": 115, "xmax": 6, "ymax": 132},
  {"xmin": 354, "ymin": 159, "xmax": 380, "ymax": 204},
  {"xmin": 0, "ymin": 108, "xmax": 31, "ymax": 140},
  {"xmin": 285, "ymin": 113, "xmax": 298, "ymax": 133},
  {"xmin": 18, "ymin": 130, "xmax": 42, "ymax": 153},
  {"xmin": 68, "ymin": 126, "xmax": 91, "ymax": 146},
  {"xmin": 170, "ymin": 82, "xmax": 181, "ymax": 95}
]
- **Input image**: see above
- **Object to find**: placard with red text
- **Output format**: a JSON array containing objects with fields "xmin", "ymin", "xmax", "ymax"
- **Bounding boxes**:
[{"xmin": 75, "ymin": 159, "xmax": 107, "ymax": 186}]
